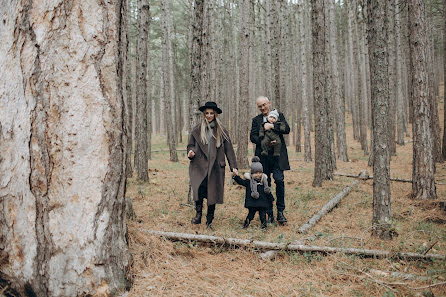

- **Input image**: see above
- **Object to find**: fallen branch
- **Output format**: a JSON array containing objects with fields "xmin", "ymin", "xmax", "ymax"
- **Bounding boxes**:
[
  {"xmin": 298, "ymin": 179, "xmax": 361, "ymax": 234},
  {"xmin": 368, "ymin": 269, "xmax": 430, "ymax": 281},
  {"xmin": 261, "ymin": 171, "xmax": 366, "ymax": 260},
  {"xmin": 143, "ymin": 230, "xmax": 446, "ymax": 261},
  {"xmin": 334, "ymin": 172, "xmax": 446, "ymax": 185}
]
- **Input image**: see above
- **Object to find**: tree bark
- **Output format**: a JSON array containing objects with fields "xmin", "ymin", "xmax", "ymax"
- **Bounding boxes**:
[
  {"xmin": 367, "ymin": 0, "xmax": 393, "ymax": 238},
  {"xmin": 329, "ymin": 0, "xmax": 348, "ymax": 162},
  {"xmin": 0, "ymin": 1, "xmax": 131, "ymax": 295},
  {"xmin": 299, "ymin": 0, "xmax": 312, "ymax": 162},
  {"xmin": 161, "ymin": 0, "xmax": 178, "ymax": 162},
  {"xmin": 270, "ymin": 0, "xmax": 282, "ymax": 110},
  {"xmin": 387, "ymin": 0, "xmax": 397, "ymax": 156},
  {"xmin": 236, "ymin": 0, "xmax": 250, "ymax": 169},
  {"xmin": 135, "ymin": 0, "xmax": 150, "ymax": 181},
  {"xmin": 395, "ymin": 0, "xmax": 406, "ymax": 146},
  {"xmin": 442, "ymin": 0, "xmax": 446, "ymax": 159},
  {"xmin": 408, "ymin": 0, "xmax": 437, "ymax": 199},
  {"xmin": 312, "ymin": 0, "xmax": 334, "ymax": 187}
]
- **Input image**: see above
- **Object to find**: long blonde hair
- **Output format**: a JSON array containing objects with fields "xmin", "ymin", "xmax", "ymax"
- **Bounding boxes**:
[{"xmin": 199, "ymin": 113, "xmax": 229, "ymax": 147}]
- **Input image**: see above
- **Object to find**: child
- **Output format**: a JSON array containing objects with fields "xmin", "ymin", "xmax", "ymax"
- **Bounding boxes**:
[
  {"xmin": 259, "ymin": 109, "xmax": 282, "ymax": 157},
  {"xmin": 233, "ymin": 157, "xmax": 274, "ymax": 229}
]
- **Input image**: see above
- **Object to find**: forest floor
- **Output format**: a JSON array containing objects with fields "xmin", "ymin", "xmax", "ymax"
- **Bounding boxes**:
[{"xmin": 126, "ymin": 92, "xmax": 446, "ymax": 296}]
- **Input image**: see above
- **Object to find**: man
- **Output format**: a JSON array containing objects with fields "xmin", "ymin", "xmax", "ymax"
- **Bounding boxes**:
[{"xmin": 250, "ymin": 96, "xmax": 290, "ymax": 224}]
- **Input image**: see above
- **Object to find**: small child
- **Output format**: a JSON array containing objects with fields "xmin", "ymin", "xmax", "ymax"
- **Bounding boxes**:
[
  {"xmin": 259, "ymin": 109, "xmax": 282, "ymax": 157},
  {"xmin": 233, "ymin": 157, "xmax": 274, "ymax": 229}
]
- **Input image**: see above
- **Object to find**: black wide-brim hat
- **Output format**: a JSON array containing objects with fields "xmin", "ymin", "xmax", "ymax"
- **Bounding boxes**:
[{"xmin": 199, "ymin": 101, "xmax": 222, "ymax": 114}]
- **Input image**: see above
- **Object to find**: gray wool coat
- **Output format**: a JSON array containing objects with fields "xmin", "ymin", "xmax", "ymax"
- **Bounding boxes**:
[{"xmin": 187, "ymin": 124, "xmax": 238, "ymax": 206}]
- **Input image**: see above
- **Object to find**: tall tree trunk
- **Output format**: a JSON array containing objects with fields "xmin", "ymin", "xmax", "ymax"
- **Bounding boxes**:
[
  {"xmin": 0, "ymin": 0, "xmax": 131, "ymax": 295},
  {"xmin": 188, "ymin": 0, "xmax": 205, "ymax": 204},
  {"xmin": 408, "ymin": 0, "xmax": 437, "ymax": 199},
  {"xmin": 368, "ymin": 0, "xmax": 393, "ymax": 238},
  {"xmin": 443, "ymin": 0, "xmax": 446, "ymax": 159},
  {"xmin": 270, "ymin": 0, "xmax": 281, "ymax": 110},
  {"xmin": 236, "ymin": 0, "xmax": 250, "ymax": 169},
  {"xmin": 135, "ymin": 0, "xmax": 150, "ymax": 181},
  {"xmin": 387, "ymin": 0, "xmax": 397, "ymax": 156},
  {"xmin": 330, "ymin": 0, "xmax": 348, "ymax": 162},
  {"xmin": 312, "ymin": 0, "xmax": 334, "ymax": 187},
  {"xmin": 123, "ymin": 0, "xmax": 133, "ymax": 177},
  {"xmin": 358, "ymin": 8, "xmax": 369, "ymax": 155},
  {"xmin": 161, "ymin": 0, "xmax": 178, "ymax": 162},
  {"xmin": 299, "ymin": 0, "xmax": 312, "ymax": 162},
  {"xmin": 264, "ymin": 0, "xmax": 273, "ymax": 100},
  {"xmin": 347, "ymin": 0, "xmax": 359, "ymax": 141},
  {"xmin": 395, "ymin": 0, "xmax": 406, "ymax": 146}
]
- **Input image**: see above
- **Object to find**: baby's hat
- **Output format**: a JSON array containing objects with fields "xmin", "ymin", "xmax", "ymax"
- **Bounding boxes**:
[
  {"xmin": 268, "ymin": 109, "xmax": 279, "ymax": 121},
  {"xmin": 251, "ymin": 156, "xmax": 263, "ymax": 174}
]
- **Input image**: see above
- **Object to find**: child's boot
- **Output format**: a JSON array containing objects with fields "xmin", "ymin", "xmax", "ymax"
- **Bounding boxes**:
[
  {"xmin": 260, "ymin": 211, "xmax": 267, "ymax": 229},
  {"xmin": 242, "ymin": 217, "xmax": 251, "ymax": 229}
]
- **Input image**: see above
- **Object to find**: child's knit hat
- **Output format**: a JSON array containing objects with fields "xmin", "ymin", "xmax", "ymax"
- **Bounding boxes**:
[
  {"xmin": 251, "ymin": 156, "xmax": 263, "ymax": 174},
  {"xmin": 268, "ymin": 109, "xmax": 279, "ymax": 121}
]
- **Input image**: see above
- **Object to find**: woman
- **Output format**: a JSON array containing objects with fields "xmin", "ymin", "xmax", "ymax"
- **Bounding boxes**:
[{"xmin": 187, "ymin": 101, "xmax": 238, "ymax": 228}]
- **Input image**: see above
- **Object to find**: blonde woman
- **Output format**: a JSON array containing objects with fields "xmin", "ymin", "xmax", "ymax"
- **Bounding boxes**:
[{"xmin": 187, "ymin": 102, "xmax": 238, "ymax": 228}]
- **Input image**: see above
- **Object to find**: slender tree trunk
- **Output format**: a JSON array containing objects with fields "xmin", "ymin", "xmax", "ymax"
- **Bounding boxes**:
[
  {"xmin": 135, "ymin": 0, "xmax": 150, "ymax": 181},
  {"xmin": 161, "ymin": 0, "xmax": 178, "ymax": 162},
  {"xmin": 387, "ymin": 0, "xmax": 397, "ymax": 156},
  {"xmin": 395, "ymin": 0, "xmax": 405, "ymax": 146},
  {"xmin": 443, "ymin": 0, "xmax": 446, "ymax": 159},
  {"xmin": 312, "ymin": 0, "xmax": 334, "ymax": 187},
  {"xmin": 0, "ymin": 0, "xmax": 131, "ymax": 295},
  {"xmin": 236, "ymin": 0, "xmax": 250, "ymax": 169},
  {"xmin": 188, "ymin": 0, "xmax": 205, "ymax": 204},
  {"xmin": 367, "ymin": 0, "xmax": 393, "ymax": 239},
  {"xmin": 330, "ymin": 0, "xmax": 348, "ymax": 162},
  {"xmin": 408, "ymin": 0, "xmax": 437, "ymax": 199},
  {"xmin": 123, "ymin": 0, "xmax": 133, "ymax": 177},
  {"xmin": 299, "ymin": 0, "xmax": 312, "ymax": 162},
  {"xmin": 347, "ymin": 1, "xmax": 359, "ymax": 141},
  {"xmin": 270, "ymin": 0, "xmax": 281, "ymax": 109},
  {"xmin": 358, "ymin": 6, "xmax": 369, "ymax": 155}
]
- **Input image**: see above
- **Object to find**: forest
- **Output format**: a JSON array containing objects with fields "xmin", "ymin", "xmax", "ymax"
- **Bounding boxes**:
[{"xmin": 0, "ymin": 0, "xmax": 445, "ymax": 296}]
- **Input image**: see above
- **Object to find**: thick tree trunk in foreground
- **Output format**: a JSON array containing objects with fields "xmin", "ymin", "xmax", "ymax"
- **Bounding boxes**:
[
  {"xmin": 0, "ymin": 1, "xmax": 130, "ymax": 295},
  {"xmin": 312, "ymin": 0, "xmax": 334, "ymax": 187},
  {"xmin": 367, "ymin": 0, "xmax": 393, "ymax": 238},
  {"xmin": 408, "ymin": 0, "xmax": 437, "ymax": 199},
  {"xmin": 135, "ymin": 0, "xmax": 150, "ymax": 181}
]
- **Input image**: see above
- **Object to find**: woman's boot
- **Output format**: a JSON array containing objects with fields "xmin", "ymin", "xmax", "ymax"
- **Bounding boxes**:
[
  {"xmin": 206, "ymin": 204, "xmax": 215, "ymax": 228},
  {"xmin": 191, "ymin": 202, "xmax": 203, "ymax": 224},
  {"xmin": 260, "ymin": 211, "xmax": 267, "ymax": 229}
]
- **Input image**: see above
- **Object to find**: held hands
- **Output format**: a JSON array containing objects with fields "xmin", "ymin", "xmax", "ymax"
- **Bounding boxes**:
[
  {"xmin": 264, "ymin": 123, "xmax": 274, "ymax": 131},
  {"xmin": 187, "ymin": 150, "xmax": 195, "ymax": 158},
  {"xmin": 269, "ymin": 140, "xmax": 277, "ymax": 147},
  {"xmin": 232, "ymin": 168, "xmax": 238, "ymax": 176}
]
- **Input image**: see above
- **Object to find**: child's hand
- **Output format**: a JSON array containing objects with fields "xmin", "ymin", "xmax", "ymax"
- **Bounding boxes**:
[{"xmin": 232, "ymin": 168, "xmax": 238, "ymax": 176}]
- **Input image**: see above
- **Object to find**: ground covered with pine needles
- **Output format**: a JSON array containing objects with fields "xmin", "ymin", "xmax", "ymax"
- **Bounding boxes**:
[{"xmin": 126, "ymin": 97, "xmax": 446, "ymax": 296}]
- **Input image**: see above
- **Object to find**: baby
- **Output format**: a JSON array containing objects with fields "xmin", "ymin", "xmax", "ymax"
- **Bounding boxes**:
[{"xmin": 259, "ymin": 109, "xmax": 282, "ymax": 157}]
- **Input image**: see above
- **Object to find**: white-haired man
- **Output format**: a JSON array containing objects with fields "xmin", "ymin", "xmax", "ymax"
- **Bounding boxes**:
[{"xmin": 249, "ymin": 96, "xmax": 290, "ymax": 224}]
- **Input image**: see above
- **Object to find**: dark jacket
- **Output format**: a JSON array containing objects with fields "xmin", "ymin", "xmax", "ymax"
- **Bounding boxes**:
[
  {"xmin": 250, "ymin": 112, "xmax": 290, "ymax": 171},
  {"xmin": 187, "ymin": 124, "xmax": 238, "ymax": 206},
  {"xmin": 233, "ymin": 175, "xmax": 274, "ymax": 209}
]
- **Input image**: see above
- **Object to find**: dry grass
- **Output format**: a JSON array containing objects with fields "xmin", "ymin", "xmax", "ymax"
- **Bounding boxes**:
[{"xmin": 126, "ymin": 91, "xmax": 446, "ymax": 296}]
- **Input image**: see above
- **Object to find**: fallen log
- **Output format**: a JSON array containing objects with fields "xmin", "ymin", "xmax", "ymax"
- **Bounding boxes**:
[
  {"xmin": 261, "ymin": 171, "xmax": 367, "ymax": 260},
  {"xmin": 143, "ymin": 230, "xmax": 446, "ymax": 261},
  {"xmin": 298, "ymin": 179, "xmax": 360, "ymax": 234},
  {"xmin": 334, "ymin": 172, "xmax": 446, "ymax": 185}
]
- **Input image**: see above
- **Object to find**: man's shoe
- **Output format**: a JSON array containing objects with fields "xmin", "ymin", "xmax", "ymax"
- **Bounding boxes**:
[
  {"xmin": 191, "ymin": 204, "xmax": 202, "ymax": 224},
  {"xmin": 277, "ymin": 211, "xmax": 287, "ymax": 225}
]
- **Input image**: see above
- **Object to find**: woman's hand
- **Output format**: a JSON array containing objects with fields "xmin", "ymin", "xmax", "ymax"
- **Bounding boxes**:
[
  {"xmin": 232, "ymin": 168, "xmax": 238, "ymax": 176},
  {"xmin": 187, "ymin": 150, "xmax": 195, "ymax": 158}
]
